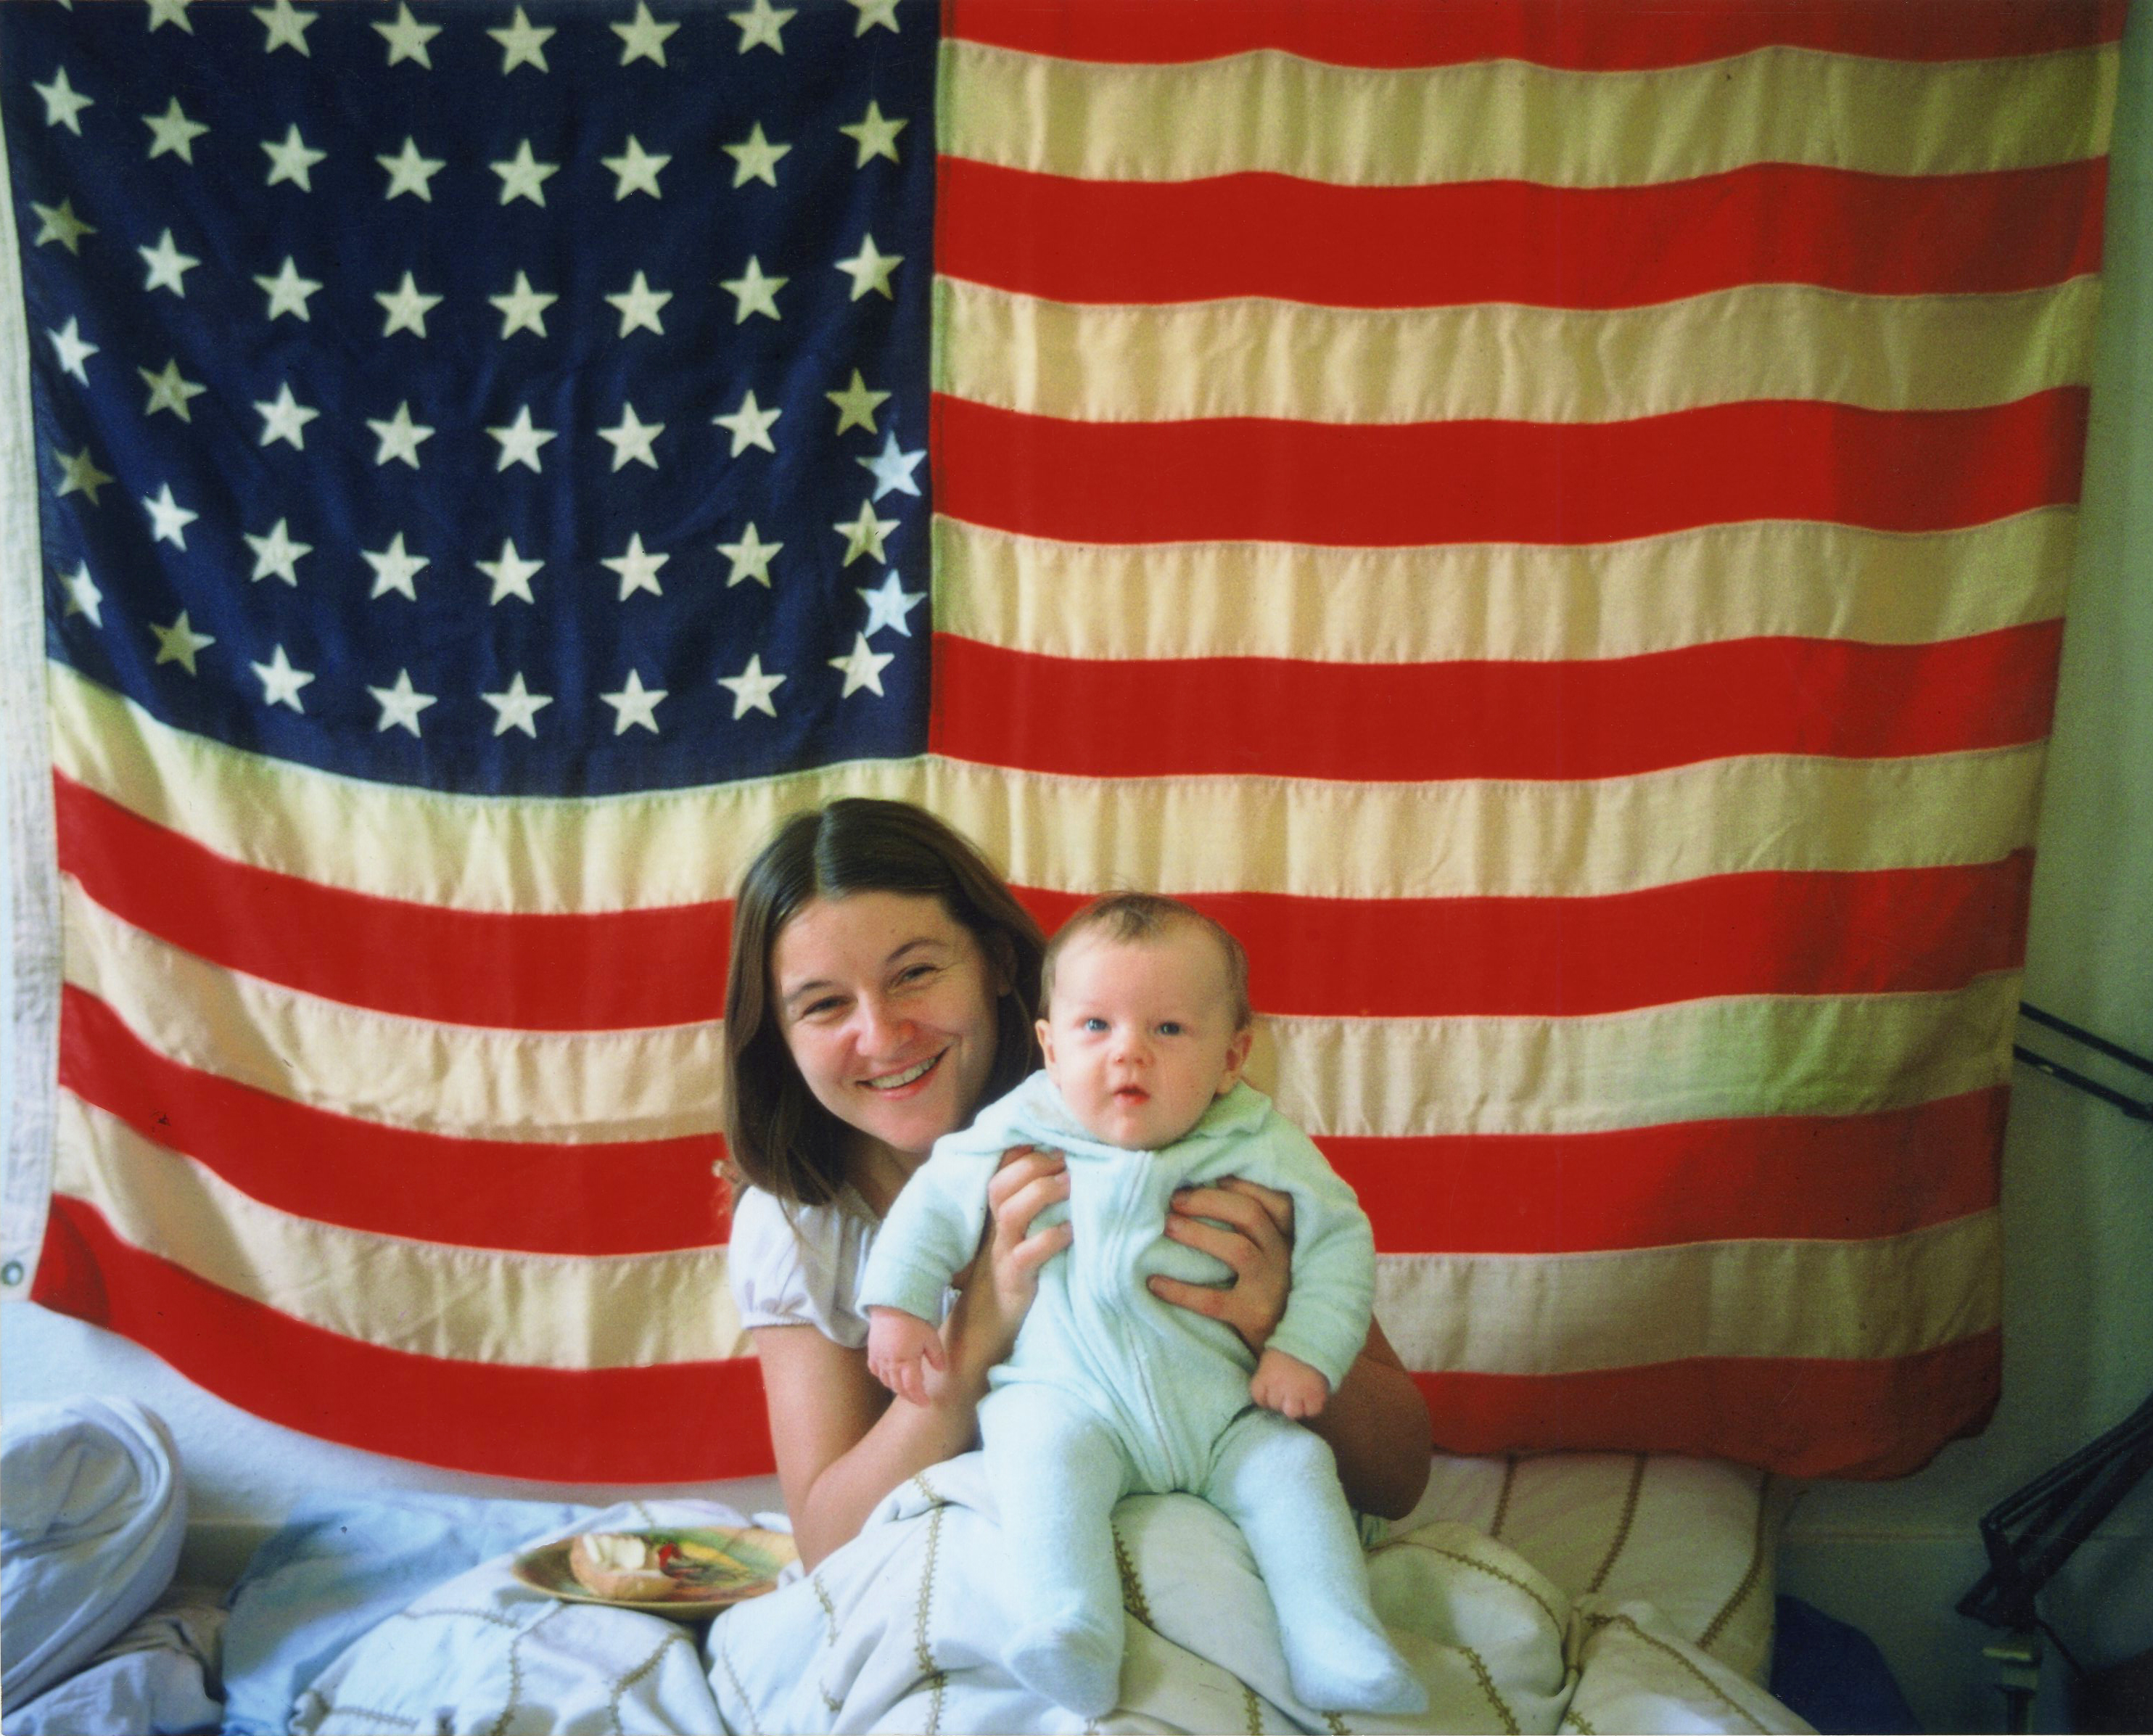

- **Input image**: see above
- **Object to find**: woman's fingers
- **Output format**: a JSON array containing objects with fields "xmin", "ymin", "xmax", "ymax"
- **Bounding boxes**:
[
  {"xmin": 1147, "ymin": 1274, "xmax": 1228, "ymax": 1318},
  {"xmin": 986, "ymin": 1147, "xmax": 1069, "ymax": 1243},
  {"xmin": 1009, "ymin": 1219, "xmax": 1075, "ymax": 1278},
  {"xmin": 1161, "ymin": 1211, "xmax": 1261, "ymax": 1274}
]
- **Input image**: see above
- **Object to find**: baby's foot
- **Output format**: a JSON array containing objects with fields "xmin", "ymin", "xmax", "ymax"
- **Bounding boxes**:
[
  {"xmin": 1005, "ymin": 1616, "xmax": 1122, "ymax": 1718},
  {"xmin": 1284, "ymin": 1623, "xmax": 1427, "ymax": 1716}
]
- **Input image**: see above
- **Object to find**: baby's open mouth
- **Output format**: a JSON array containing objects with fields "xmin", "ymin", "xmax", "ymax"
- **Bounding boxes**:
[{"xmin": 865, "ymin": 1053, "xmax": 941, "ymax": 1091}]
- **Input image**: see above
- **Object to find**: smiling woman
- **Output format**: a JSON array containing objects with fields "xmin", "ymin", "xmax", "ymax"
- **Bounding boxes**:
[{"xmin": 718, "ymin": 799, "xmax": 1431, "ymax": 1570}]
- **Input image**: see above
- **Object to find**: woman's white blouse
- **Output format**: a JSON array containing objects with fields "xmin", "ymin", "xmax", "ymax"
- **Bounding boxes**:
[{"xmin": 728, "ymin": 1184, "xmax": 879, "ymax": 1349}]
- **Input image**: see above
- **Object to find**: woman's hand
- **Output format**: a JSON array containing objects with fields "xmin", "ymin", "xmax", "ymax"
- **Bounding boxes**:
[
  {"xmin": 1148, "ymin": 1176, "xmax": 1294, "ymax": 1354},
  {"xmin": 943, "ymin": 1145, "xmax": 1071, "ymax": 1381}
]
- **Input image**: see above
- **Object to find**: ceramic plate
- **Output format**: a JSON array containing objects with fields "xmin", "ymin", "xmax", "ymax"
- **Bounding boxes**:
[{"xmin": 510, "ymin": 1525, "xmax": 795, "ymax": 1618}]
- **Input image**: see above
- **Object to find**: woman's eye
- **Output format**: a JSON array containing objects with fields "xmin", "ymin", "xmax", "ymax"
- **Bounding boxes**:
[
  {"xmin": 801, "ymin": 996, "xmax": 845, "ymax": 1020},
  {"xmin": 897, "ymin": 963, "xmax": 937, "ymax": 986}
]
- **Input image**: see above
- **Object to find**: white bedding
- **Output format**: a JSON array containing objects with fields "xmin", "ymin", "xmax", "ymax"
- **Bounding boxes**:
[{"xmin": 288, "ymin": 1455, "xmax": 1808, "ymax": 1735}]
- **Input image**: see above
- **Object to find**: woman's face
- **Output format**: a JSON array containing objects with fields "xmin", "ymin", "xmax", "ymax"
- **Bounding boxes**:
[{"xmin": 770, "ymin": 891, "xmax": 1008, "ymax": 1163}]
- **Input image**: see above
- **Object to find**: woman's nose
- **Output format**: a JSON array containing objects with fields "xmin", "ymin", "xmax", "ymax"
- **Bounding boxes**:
[{"xmin": 852, "ymin": 993, "xmax": 910, "ymax": 1051}]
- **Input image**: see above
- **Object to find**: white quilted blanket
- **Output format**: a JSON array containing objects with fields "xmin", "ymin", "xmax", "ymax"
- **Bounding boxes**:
[{"xmin": 291, "ymin": 1457, "xmax": 1808, "ymax": 1735}]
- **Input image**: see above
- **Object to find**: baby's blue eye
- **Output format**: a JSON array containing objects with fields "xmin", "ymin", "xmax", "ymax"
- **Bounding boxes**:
[
  {"xmin": 1158, "ymin": 1021, "xmax": 1184, "ymax": 1036},
  {"xmin": 1082, "ymin": 1016, "xmax": 1108, "ymax": 1033}
]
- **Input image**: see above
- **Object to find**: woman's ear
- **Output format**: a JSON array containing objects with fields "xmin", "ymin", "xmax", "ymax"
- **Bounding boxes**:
[{"xmin": 985, "ymin": 929, "xmax": 1018, "ymax": 997}]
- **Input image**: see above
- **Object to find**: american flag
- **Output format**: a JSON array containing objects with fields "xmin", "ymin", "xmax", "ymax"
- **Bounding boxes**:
[{"xmin": 1, "ymin": 0, "xmax": 2124, "ymax": 1483}]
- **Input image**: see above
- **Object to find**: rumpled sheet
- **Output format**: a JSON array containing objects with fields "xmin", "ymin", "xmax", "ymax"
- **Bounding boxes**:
[
  {"xmin": 0, "ymin": 1398, "xmax": 186, "ymax": 1707},
  {"xmin": 0, "ymin": 1586, "xmax": 223, "ymax": 1736},
  {"xmin": 289, "ymin": 1458, "xmax": 1807, "ymax": 1735}
]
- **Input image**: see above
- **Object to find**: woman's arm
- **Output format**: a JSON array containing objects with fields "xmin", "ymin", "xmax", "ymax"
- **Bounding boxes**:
[
  {"xmin": 1151, "ymin": 1180, "xmax": 1432, "ymax": 1520},
  {"xmin": 757, "ymin": 1151, "xmax": 1071, "ymax": 1568}
]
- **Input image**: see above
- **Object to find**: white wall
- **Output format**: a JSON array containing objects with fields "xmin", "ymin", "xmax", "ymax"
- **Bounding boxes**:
[{"xmin": 1776, "ymin": 6, "xmax": 2153, "ymax": 1728}]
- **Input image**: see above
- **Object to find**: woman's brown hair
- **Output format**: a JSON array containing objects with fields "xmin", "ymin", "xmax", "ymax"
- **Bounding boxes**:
[{"xmin": 723, "ymin": 798, "xmax": 1045, "ymax": 1206}]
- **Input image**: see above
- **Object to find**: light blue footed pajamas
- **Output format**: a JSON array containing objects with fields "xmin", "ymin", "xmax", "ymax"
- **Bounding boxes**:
[{"xmin": 859, "ymin": 1071, "xmax": 1425, "ymax": 1719}]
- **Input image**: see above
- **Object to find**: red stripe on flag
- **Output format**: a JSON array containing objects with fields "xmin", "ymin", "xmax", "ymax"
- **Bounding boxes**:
[
  {"xmin": 1318, "ymin": 1092, "xmax": 2006, "ymax": 1254},
  {"xmin": 32, "ymin": 1198, "xmax": 772, "ymax": 1482},
  {"xmin": 1016, "ymin": 856, "xmax": 2034, "ymax": 1017},
  {"xmin": 931, "ymin": 393, "xmax": 2091, "ymax": 547},
  {"xmin": 1414, "ymin": 1330, "xmax": 2001, "ymax": 1479},
  {"xmin": 54, "ymin": 774, "xmax": 732, "ymax": 1031},
  {"xmin": 52, "ymin": 765, "xmax": 2032, "ymax": 1019},
  {"xmin": 933, "ymin": 625, "xmax": 2064, "ymax": 780},
  {"xmin": 59, "ymin": 987, "xmax": 729, "ymax": 1256},
  {"xmin": 947, "ymin": 0, "xmax": 2125, "ymax": 69},
  {"xmin": 938, "ymin": 159, "xmax": 2109, "ymax": 309}
]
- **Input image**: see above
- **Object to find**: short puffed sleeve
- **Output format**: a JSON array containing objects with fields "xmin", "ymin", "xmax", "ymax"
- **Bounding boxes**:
[{"xmin": 727, "ymin": 1184, "xmax": 876, "ymax": 1349}]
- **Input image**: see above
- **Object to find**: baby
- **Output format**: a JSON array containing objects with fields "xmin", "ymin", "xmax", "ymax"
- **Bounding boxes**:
[{"xmin": 860, "ymin": 894, "xmax": 1423, "ymax": 1719}]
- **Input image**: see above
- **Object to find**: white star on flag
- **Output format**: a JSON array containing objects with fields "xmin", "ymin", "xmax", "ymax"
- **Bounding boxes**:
[
  {"xmin": 375, "ymin": 272, "xmax": 442, "ymax": 338},
  {"xmin": 151, "ymin": 611, "xmax": 215, "ymax": 675},
  {"xmin": 713, "ymin": 390, "xmax": 781, "ymax": 456},
  {"xmin": 31, "ymin": 198, "xmax": 95, "ymax": 253},
  {"xmin": 729, "ymin": 0, "xmax": 794, "ymax": 54},
  {"xmin": 848, "ymin": 0, "xmax": 901, "ymax": 37},
  {"xmin": 718, "ymin": 524, "xmax": 781, "ymax": 588},
  {"xmin": 374, "ymin": 4, "xmax": 440, "ymax": 67},
  {"xmin": 829, "ymin": 633, "xmax": 895, "ymax": 698},
  {"xmin": 139, "ymin": 358, "xmax": 205, "ymax": 420},
  {"xmin": 721, "ymin": 257, "xmax": 785, "ymax": 323},
  {"xmin": 147, "ymin": 0, "xmax": 196, "ymax": 34},
  {"xmin": 255, "ymin": 382, "xmax": 320, "ymax": 450},
  {"xmin": 603, "ymin": 136, "xmax": 669, "ymax": 201},
  {"xmin": 367, "ymin": 401, "xmax": 435, "ymax": 468},
  {"xmin": 370, "ymin": 667, "xmax": 437, "ymax": 736},
  {"xmin": 61, "ymin": 561, "xmax": 103, "ymax": 627},
  {"xmin": 840, "ymin": 101, "xmax": 907, "ymax": 167},
  {"xmin": 139, "ymin": 229, "xmax": 199, "ymax": 296},
  {"xmin": 719, "ymin": 654, "xmax": 786, "ymax": 718},
  {"xmin": 491, "ymin": 271, "xmax": 558, "ymax": 337},
  {"xmin": 604, "ymin": 533, "xmax": 669, "ymax": 601},
  {"xmin": 487, "ymin": 406, "xmax": 557, "ymax": 473},
  {"xmin": 601, "ymin": 670, "xmax": 668, "ymax": 734},
  {"xmin": 46, "ymin": 317, "xmax": 98, "ymax": 383},
  {"xmin": 836, "ymin": 234, "xmax": 902, "ymax": 301},
  {"xmin": 33, "ymin": 67, "xmax": 94, "ymax": 134},
  {"xmin": 598, "ymin": 405, "xmax": 665, "ymax": 472},
  {"xmin": 255, "ymin": 256, "xmax": 324, "ymax": 321},
  {"xmin": 56, "ymin": 446, "xmax": 112, "ymax": 503},
  {"xmin": 261, "ymin": 123, "xmax": 326, "ymax": 190},
  {"xmin": 478, "ymin": 538, "xmax": 544, "ymax": 606},
  {"xmin": 858, "ymin": 570, "xmax": 926, "ymax": 637},
  {"xmin": 377, "ymin": 137, "xmax": 445, "ymax": 202},
  {"xmin": 143, "ymin": 484, "xmax": 198, "ymax": 549},
  {"xmin": 369, "ymin": 670, "xmax": 438, "ymax": 736},
  {"xmin": 492, "ymin": 139, "xmax": 559, "ymax": 207},
  {"xmin": 613, "ymin": 2, "xmax": 678, "ymax": 66},
  {"xmin": 725, "ymin": 123, "xmax": 791, "ymax": 188},
  {"xmin": 245, "ymin": 518, "xmax": 312, "ymax": 585},
  {"xmin": 833, "ymin": 500, "xmax": 898, "ymax": 566},
  {"xmin": 252, "ymin": 644, "xmax": 316, "ymax": 712},
  {"xmin": 254, "ymin": 0, "xmax": 316, "ymax": 55},
  {"xmin": 142, "ymin": 97, "xmax": 208, "ymax": 163},
  {"xmin": 488, "ymin": 6, "xmax": 553, "ymax": 73},
  {"xmin": 606, "ymin": 271, "xmax": 672, "ymax": 337},
  {"xmin": 827, "ymin": 369, "xmax": 889, "ymax": 435},
  {"xmin": 363, "ymin": 532, "xmax": 431, "ymax": 601},
  {"xmin": 859, "ymin": 429, "xmax": 926, "ymax": 498},
  {"xmin": 482, "ymin": 672, "xmax": 552, "ymax": 738}
]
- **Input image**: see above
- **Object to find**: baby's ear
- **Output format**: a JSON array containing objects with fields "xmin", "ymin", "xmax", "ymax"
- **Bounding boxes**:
[
  {"xmin": 1217, "ymin": 1025, "xmax": 1254, "ymax": 1095},
  {"xmin": 1036, "ymin": 1016, "xmax": 1057, "ymax": 1069}
]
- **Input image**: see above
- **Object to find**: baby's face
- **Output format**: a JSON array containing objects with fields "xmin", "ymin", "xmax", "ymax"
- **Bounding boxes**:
[{"xmin": 1037, "ymin": 926, "xmax": 1253, "ymax": 1151}]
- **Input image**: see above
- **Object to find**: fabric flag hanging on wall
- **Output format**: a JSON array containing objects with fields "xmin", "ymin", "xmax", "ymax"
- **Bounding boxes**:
[{"xmin": 0, "ymin": 0, "xmax": 2125, "ymax": 1483}]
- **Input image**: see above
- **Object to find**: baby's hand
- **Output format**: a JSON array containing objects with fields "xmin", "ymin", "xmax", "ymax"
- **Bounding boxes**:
[
  {"xmin": 1251, "ymin": 1348, "xmax": 1330, "ymax": 1420},
  {"xmin": 866, "ymin": 1307, "xmax": 944, "ymax": 1407}
]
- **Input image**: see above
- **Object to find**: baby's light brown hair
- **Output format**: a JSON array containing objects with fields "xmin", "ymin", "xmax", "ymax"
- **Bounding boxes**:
[{"xmin": 1040, "ymin": 892, "xmax": 1252, "ymax": 1031}]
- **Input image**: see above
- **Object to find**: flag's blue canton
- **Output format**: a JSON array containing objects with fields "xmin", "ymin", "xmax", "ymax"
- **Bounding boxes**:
[{"xmin": 4, "ymin": 0, "xmax": 936, "ymax": 797}]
